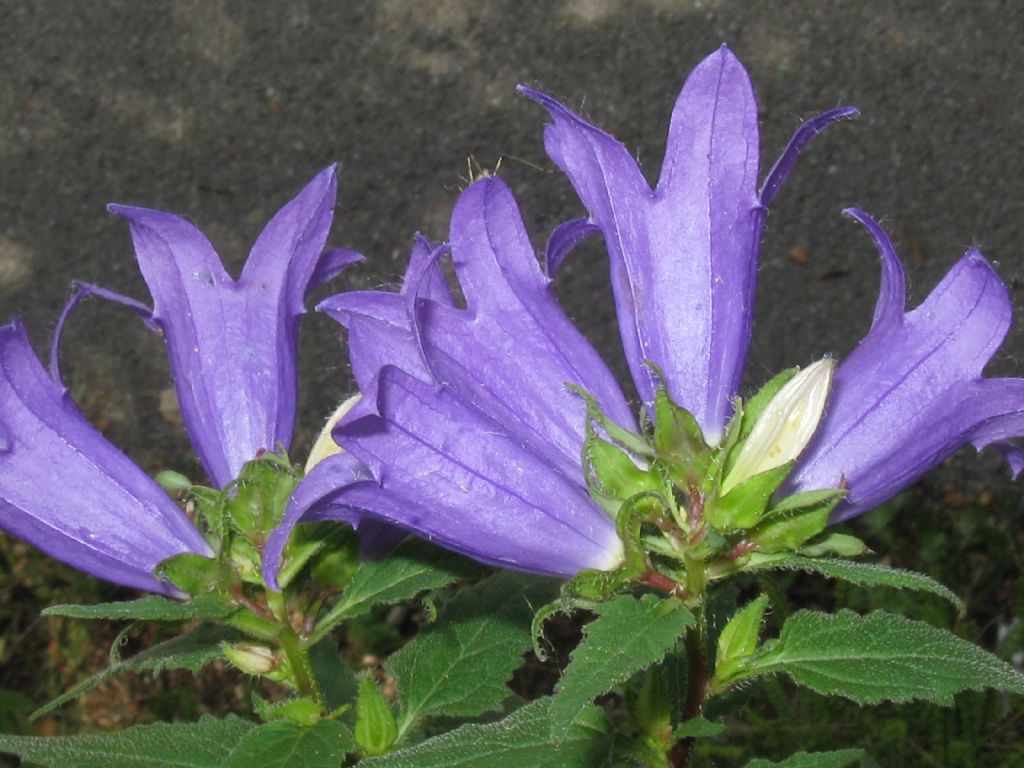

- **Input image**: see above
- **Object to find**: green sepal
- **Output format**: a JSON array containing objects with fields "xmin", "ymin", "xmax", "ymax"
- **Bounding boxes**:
[
  {"xmin": 706, "ymin": 463, "xmax": 793, "ymax": 532},
  {"xmin": 569, "ymin": 383, "xmax": 654, "ymax": 457},
  {"xmin": 224, "ymin": 452, "xmax": 301, "ymax": 539},
  {"xmin": 749, "ymin": 492, "xmax": 840, "ymax": 554},
  {"xmin": 252, "ymin": 693, "xmax": 324, "ymax": 726},
  {"xmin": 155, "ymin": 469, "xmax": 193, "ymax": 493},
  {"xmin": 652, "ymin": 383, "xmax": 710, "ymax": 485},
  {"xmin": 583, "ymin": 433, "xmax": 661, "ymax": 507},
  {"xmin": 799, "ymin": 532, "xmax": 868, "ymax": 557},
  {"xmin": 769, "ymin": 487, "xmax": 846, "ymax": 516},
  {"xmin": 355, "ymin": 675, "xmax": 398, "ymax": 757},
  {"xmin": 713, "ymin": 594, "xmax": 769, "ymax": 688},
  {"xmin": 718, "ymin": 369, "xmax": 798, "ymax": 481},
  {"xmin": 156, "ymin": 552, "xmax": 234, "ymax": 596}
]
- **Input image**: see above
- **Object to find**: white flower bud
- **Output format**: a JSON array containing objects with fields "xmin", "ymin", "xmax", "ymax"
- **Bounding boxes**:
[
  {"xmin": 304, "ymin": 393, "xmax": 362, "ymax": 473},
  {"xmin": 223, "ymin": 643, "xmax": 278, "ymax": 675},
  {"xmin": 722, "ymin": 359, "xmax": 834, "ymax": 495}
]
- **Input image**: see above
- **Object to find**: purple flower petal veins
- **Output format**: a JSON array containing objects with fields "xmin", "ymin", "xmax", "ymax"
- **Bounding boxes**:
[
  {"xmin": 264, "ymin": 177, "xmax": 631, "ymax": 586},
  {"xmin": 100, "ymin": 166, "xmax": 358, "ymax": 488},
  {"xmin": 788, "ymin": 209, "xmax": 1024, "ymax": 521},
  {"xmin": 0, "ymin": 320, "xmax": 212, "ymax": 595},
  {"xmin": 521, "ymin": 45, "xmax": 858, "ymax": 444}
]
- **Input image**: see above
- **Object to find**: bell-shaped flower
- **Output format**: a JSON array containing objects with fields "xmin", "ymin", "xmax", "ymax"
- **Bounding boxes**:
[
  {"xmin": 522, "ymin": 45, "xmax": 858, "ymax": 445},
  {"xmin": 0, "ymin": 320, "xmax": 212, "ymax": 595},
  {"xmin": 66, "ymin": 166, "xmax": 360, "ymax": 488},
  {"xmin": 788, "ymin": 209, "xmax": 1024, "ymax": 521},
  {"xmin": 263, "ymin": 176, "xmax": 633, "ymax": 586}
]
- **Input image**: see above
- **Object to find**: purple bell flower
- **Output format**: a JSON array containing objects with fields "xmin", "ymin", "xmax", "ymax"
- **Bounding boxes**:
[
  {"xmin": 78, "ymin": 166, "xmax": 360, "ymax": 488},
  {"xmin": 0, "ymin": 320, "xmax": 212, "ymax": 595},
  {"xmin": 521, "ymin": 45, "xmax": 857, "ymax": 444},
  {"xmin": 788, "ymin": 209, "xmax": 1024, "ymax": 521},
  {"xmin": 263, "ymin": 176, "xmax": 631, "ymax": 586}
]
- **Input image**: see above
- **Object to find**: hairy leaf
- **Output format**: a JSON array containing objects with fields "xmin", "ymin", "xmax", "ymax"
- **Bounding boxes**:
[
  {"xmin": 43, "ymin": 596, "xmax": 232, "ymax": 622},
  {"xmin": 744, "ymin": 748, "xmax": 865, "ymax": 767},
  {"xmin": 224, "ymin": 719, "xmax": 355, "ymax": 768}
]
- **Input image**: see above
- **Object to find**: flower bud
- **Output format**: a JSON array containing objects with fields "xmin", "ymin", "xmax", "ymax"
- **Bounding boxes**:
[
  {"xmin": 223, "ymin": 643, "xmax": 279, "ymax": 675},
  {"xmin": 722, "ymin": 359, "xmax": 833, "ymax": 495},
  {"xmin": 305, "ymin": 393, "xmax": 362, "ymax": 473}
]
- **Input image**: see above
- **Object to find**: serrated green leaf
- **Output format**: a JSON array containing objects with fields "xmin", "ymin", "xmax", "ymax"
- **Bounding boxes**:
[
  {"xmin": 310, "ymin": 539, "xmax": 480, "ymax": 643},
  {"xmin": 32, "ymin": 624, "xmax": 243, "ymax": 719},
  {"xmin": 744, "ymin": 748, "xmax": 865, "ymax": 767},
  {"xmin": 743, "ymin": 554, "xmax": 965, "ymax": 615},
  {"xmin": 43, "ymin": 596, "xmax": 232, "ymax": 622},
  {"xmin": 361, "ymin": 699, "xmax": 611, "ymax": 768},
  {"xmin": 551, "ymin": 593, "xmax": 694, "ymax": 738},
  {"xmin": 309, "ymin": 640, "xmax": 358, "ymax": 712},
  {"xmin": 224, "ymin": 719, "xmax": 355, "ymax": 768},
  {"xmin": 387, "ymin": 572, "xmax": 556, "ymax": 735},
  {"xmin": 746, "ymin": 609, "xmax": 1024, "ymax": 704},
  {"xmin": 672, "ymin": 716, "xmax": 725, "ymax": 740},
  {"xmin": 0, "ymin": 714, "xmax": 255, "ymax": 767}
]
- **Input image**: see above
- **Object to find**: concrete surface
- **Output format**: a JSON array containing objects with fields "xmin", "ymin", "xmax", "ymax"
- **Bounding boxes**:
[{"xmin": 1, "ymin": 0, "xmax": 1022, "ymax": 489}]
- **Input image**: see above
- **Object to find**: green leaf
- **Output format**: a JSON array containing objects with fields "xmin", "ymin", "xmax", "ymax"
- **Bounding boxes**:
[
  {"xmin": 551, "ymin": 593, "xmax": 694, "ymax": 738},
  {"xmin": 311, "ymin": 539, "xmax": 480, "ymax": 643},
  {"xmin": 43, "ymin": 596, "xmax": 233, "ymax": 622},
  {"xmin": 32, "ymin": 623, "xmax": 242, "ymax": 719},
  {"xmin": 743, "ymin": 554, "xmax": 965, "ymax": 615},
  {"xmin": 749, "ymin": 503, "xmax": 832, "ymax": 553},
  {"xmin": 224, "ymin": 719, "xmax": 355, "ymax": 768},
  {"xmin": 355, "ymin": 676, "xmax": 398, "ymax": 756},
  {"xmin": 309, "ymin": 640, "xmax": 358, "ymax": 712},
  {"xmin": 361, "ymin": 699, "xmax": 611, "ymax": 768},
  {"xmin": 672, "ymin": 716, "xmax": 725, "ymax": 740},
  {"xmin": 743, "ymin": 748, "xmax": 866, "ymax": 767},
  {"xmin": 155, "ymin": 553, "xmax": 231, "ymax": 596},
  {"xmin": 386, "ymin": 572, "xmax": 556, "ymax": 735},
  {"xmin": 769, "ymin": 488, "xmax": 846, "ymax": 516},
  {"xmin": 745, "ymin": 609, "xmax": 1024, "ymax": 704},
  {"xmin": 0, "ymin": 714, "xmax": 256, "ymax": 767},
  {"xmin": 715, "ymin": 594, "xmax": 769, "ymax": 685},
  {"xmin": 707, "ymin": 464, "xmax": 792, "ymax": 531}
]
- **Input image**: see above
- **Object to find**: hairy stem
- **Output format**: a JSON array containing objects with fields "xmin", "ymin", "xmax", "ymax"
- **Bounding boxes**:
[
  {"xmin": 278, "ymin": 625, "xmax": 322, "ymax": 706},
  {"xmin": 668, "ymin": 610, "xmax": 708, "ymax": 768}
]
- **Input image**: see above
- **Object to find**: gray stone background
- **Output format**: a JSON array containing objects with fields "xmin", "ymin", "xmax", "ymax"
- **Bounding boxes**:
[{"xmin": 1, "ymin": 0, "xmax": 1022, "ymax": 489}]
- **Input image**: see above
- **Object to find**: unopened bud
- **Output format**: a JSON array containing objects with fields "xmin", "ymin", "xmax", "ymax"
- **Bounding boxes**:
[
  {"xmin": 305, "ymin": 393, "xmax": 362, "ymax": 473},
  {"xmin": 723, "ymin": 359, "xmax": 833, "ymax": 495},
  {"xmin": 223, "ymin": 643, "xmax": 279, "ymax": 675}
]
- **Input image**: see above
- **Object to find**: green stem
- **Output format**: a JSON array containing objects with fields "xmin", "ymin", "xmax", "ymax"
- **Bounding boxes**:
[
  {"xmin": 278, "ymin": 625, "xmax": 322, "ymax": 706},
  {"xmin": 668, "ymin": 608, "xmax": 708, "ymax": 768}
]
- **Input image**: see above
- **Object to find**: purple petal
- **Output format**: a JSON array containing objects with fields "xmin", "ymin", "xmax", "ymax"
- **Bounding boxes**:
[
  {"xmin": 109, "ymin": 166, "xmax": 344, "ymax": 487},
  {"xmin": 522, "ymin": 47, "xmax": 760, "ymax": 444},
  {"xmin": 760, "ymin": 107, "xmax": 860, "ymax": 206},
  {"xmin": 409, "ymin": 177, "xmax": 635, "ymax": 475},
  {"xmin": 308, "ymin": 247, "xmax": 365, "ymax": 296},
  {"xmin": 50, "ymin": 281, "xmax": 157, "ymax": 384},
  {"xmin": 789, "ymin": 213, "xmax": 1022, "ymax": 520},
  {"xmin": 0, "ymin": 320, "xmax": 211, "ymax": 594},
  {"xmin": 544, "ymin": 218, "xmax": 601, "ymax": 277},
  {"xmin": 318, "ymin": 238, "xmax": 450, "ymax": 391},
  {"xmin": 334, "ymin": 365, "xmax": 624, "ymax": 578}
]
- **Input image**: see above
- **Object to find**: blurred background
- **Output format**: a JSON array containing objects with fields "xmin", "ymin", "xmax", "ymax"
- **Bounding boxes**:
[{"xmin": 1, "ymin": 1, "xmax": 1022, "ymax": 765}]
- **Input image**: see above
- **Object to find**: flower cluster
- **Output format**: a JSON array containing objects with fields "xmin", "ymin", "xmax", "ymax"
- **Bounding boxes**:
[{"xmin": 2, "ymin": 46, "xmax": 1021, "ymax": 599}]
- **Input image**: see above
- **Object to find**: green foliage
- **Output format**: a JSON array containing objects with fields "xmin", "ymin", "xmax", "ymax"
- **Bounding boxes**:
[
  {"xmin": 715, "ymin": 594, "xmax": 770, "ymax": 685},
  {"xmin": 673, "ymin": 716, "xmax": 725, "ymax": 739},
  {"xmin": 386, "ymin": 572, "xmax": 555, "ymax": 736},
  {"xmin": 32, "ymin": 623, "xmax": 243, "ymax": 719},
  {"xmin": 653, "ymin": 383, "xmax": 710, "ymax": 483},
  {"xmin": 707, "ymin": 464, "xmax": 792, "ymax": 531},
  {"xmin": 311, "ymin": 539, "xmax": 480, "ymax": 643},
  {"xmin": 744, "ymin": 610, "xmax": 1024, "ymax": 705},
  {"xmin": 583, "ymin": 432, "xmax": 661, "ymax": 504},
  {"xmin": 742, "ymin": 554, "xmax": 965, "ymax": 614},
  {"xmin": 355, "ymin": 676, "xmax": 398, "ymax": 757},
  {"xmin": 361, "ymin": 699, "xmax": 611, "ymax": 768},
  {"xmin": 743, "ymin": 748, "xmax": 865, "ymax": 767},
  {"xmin": 308, "ymin": 640, "xmax": 358, "ymax": 712},
  {"xmin": 551, "ymin": 593, "xmax": 694, "ymax": 738},
  {"xmin": 42, "ymin": 596, "xmax": 233, "ymax": 622},
  {"xmin": 0, "ymin": 714, "xmax": 256, "ymax": 767},
  {"xmin": 224, "ymin": 719, "xmax": 356, "ymax": 768}
]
